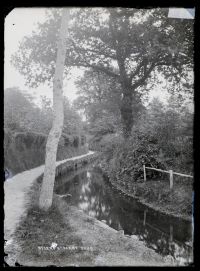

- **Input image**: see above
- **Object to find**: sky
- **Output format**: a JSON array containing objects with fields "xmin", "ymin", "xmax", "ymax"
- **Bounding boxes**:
[
  {"xmin": 5, "ymin": 7, "xmax": 191, "ymax": 109},
  {"xmin": 4, "ymin": 8, "xmax": 82, "ymax": 107}
]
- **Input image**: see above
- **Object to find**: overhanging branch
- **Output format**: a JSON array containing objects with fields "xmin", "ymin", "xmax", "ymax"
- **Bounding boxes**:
[
  {"xmin": 132, "ymin": 62, "xmax": 156, "ymax": 89},
  {"xmin": 68, "ymin": 39, "xmax": 119, "ymax": 78}
]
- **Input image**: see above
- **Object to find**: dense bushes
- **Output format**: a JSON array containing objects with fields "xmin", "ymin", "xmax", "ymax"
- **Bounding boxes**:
[
  {"xmin": 73, "ymin": 136, "xmax": 79, "ymax": 148},
  {"xmin": 4, "ymin": 129, "xmax": 88, "ymax": 175},
  {"xmin": 95, "ymin": 97, "xmax": 193, "ymax": 185},
  {"xmin": 107, "ymin": 133, "xmax": 167, "ymax": 183},
  {"xmin": 4, "ymin": 129, "xmax": 47, "ymax": 175},
  {"xmin": 89, "ymin": 132, "xmax": 122, "ymax": 153}
]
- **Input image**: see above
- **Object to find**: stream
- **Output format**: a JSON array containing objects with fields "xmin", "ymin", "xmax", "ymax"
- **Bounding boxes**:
[{"xmin": 55, "ymin": 165, "xmax": 193, "ymax": 266}]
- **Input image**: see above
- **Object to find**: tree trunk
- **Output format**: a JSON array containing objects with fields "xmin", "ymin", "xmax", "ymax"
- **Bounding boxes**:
[
  {"xmin": 119, "ymin": 77, "xmax": 134, "ymax": 139},
  {"xmin": 39, "ymin": 9, "xmax": 70, "ymax": 211},
  {"xmin": 120, "ymin": 90, "xmax": 133, "ymax": 138},
  {"xmin": 108, "ymin": 12, "xmax": 134, "ymax": 139}
]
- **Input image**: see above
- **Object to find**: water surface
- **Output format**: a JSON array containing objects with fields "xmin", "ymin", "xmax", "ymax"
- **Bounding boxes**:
[{"xmin": 55, "ymin": 165, "xmax": 193, "ymax": 265}]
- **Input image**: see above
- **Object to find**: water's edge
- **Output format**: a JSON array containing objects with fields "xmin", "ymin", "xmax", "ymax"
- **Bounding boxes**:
[
  {"xmin": 100, "ymin": 170, "xmax": 192, "ymax": 223},
  {"xmin": 55, "ymin": 164, "xmax": 193, "ymax": 266}
]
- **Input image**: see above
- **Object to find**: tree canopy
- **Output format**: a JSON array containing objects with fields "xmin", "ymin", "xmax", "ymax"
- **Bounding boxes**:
[
  {"xmin": 12, "ymin": 8, "xmax": 193, "ymax": 85},
  {"xmin": 11, "ymin": 7, "xmax": 193, "ymax": 137}
]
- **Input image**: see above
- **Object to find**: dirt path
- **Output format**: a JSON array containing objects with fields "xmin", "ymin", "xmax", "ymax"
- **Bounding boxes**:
[{"xmin": 4, "ymin": 151, "xmax": 95, "ymax": 241}]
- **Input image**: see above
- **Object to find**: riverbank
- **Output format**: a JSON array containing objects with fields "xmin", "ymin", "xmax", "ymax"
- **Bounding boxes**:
[
  {"xmin": 108, "ymin": 178, "xmax": 192, "ymax": 222},
  {"xmin": 8, "ymin": 175, "xmax": 173, "ymax": 266},
  {"xmin": 96, "ymin": 159, "xmax": 192, "ymax": 222}
]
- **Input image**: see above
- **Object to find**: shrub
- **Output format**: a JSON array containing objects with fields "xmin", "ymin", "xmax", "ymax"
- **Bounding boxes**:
[
  {"xmin": 81, "ymin": 135, "xmax": 86, "ymax": 145},
  {"xmin": 73, "ymin": 136, "xmax": 79, "ymax": 148},
  {"xmin": 106, "ymin": 132, "xmax": 167, "ymax": 184}
]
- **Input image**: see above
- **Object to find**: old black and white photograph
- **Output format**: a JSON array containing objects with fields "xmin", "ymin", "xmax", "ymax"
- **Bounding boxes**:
[{"xmin": 4, "ymin": 7, "xmax": 194, "ymax": 266}]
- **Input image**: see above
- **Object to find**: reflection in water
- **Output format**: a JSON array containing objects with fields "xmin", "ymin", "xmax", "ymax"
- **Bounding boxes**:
[{"xmin": 55, "ymin": 166, "xmax": 193, "ymax": 266}]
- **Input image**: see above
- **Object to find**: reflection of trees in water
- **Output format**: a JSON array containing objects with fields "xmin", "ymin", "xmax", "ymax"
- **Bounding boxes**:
[
  {"xmin": 107, "ymin": 194, "xmax": 192, "ymax": 264},
  {"xmin": 56, "ymin": 169, "xmax": 193, "ymax": 265},
  {"xmin": 144, "ymin": 212, "xmax": 192, "ymax": 242},
  {"xmin": 129, "ymin": 218, "xmax": 193, "ymax": 264},
  {"xmin": 121, "ymin": 208, "xmax": 193, "ymax": 264},
  {"xmin": 55, "ymin": 166, "xmax": 90, "ymax": 193},
  {"xmin": 77, "ymin": 171, "xmax": 114, "ymax": 221}
]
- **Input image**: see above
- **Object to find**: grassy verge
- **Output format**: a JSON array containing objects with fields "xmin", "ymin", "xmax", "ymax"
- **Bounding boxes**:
[
  {"xmin": 107, "ymin": 175, "xmax": 192, "ymax": 221},
  {"xmin": 133, "ymin": 178, "xmax": 192, "ymax": 220},
  {"xmin": 94, "ymin": 157, "xmax": 193, "ymax": 221},
  {"xmin": 14, "ymin": 176, "xmax": 96, "ymax": 266}
]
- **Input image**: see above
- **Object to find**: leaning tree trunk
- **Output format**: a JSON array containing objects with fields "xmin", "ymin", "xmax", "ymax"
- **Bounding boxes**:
[{"xmin": 39, "ymin": 9, "xmax": 70, "ymax": 211}]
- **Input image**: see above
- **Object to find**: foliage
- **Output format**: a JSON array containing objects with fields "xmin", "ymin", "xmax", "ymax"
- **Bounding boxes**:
[
  {"xmin": 4, "ymin": 128, "xmax": 88, "ymax": 175},
  {"xmin": 89, "ymin": 132, "xmax": 123, "ymax": 153},
  {"xmin": 73, "ymin": 70, "xmax": 122, "ymax": 124},
  {"xmin": 4, "ymin": 87, "xmax": 88, "ymax": 175},
  {"xmin": 11, "ymin": 8, "xmax": 193, "ymax": 137},
  {"xmin": 74, "ymin": 70, "xmax": 145, "ymax": 137},
  {"xmin": 4, "ymin": 87, "xmax": 84, "ymax": 137},
  {"xmin": 143, "ymin": 97, "xmax": 193, "ymax": 173},
  {"xmin": 12, "ymin": 8, "xmax": 193, "ymax": 86},
  {"xmin": 101, "ymin": 96, "xmax": 193, "ymax": 183},
  {"xmin": 109, "ymin": 133, "xmax": 165, "ymax": 183},
  {"xmin": 4, "ymin": 87, "xmax": 39, "ymax": 132},
  {"xmin": 63, "ymin": 98, "xmax": 84, "ymax": 135}
]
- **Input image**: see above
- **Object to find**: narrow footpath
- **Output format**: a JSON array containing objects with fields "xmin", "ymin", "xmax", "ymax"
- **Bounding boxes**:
[{"xmin": 4, "ymin": 151, "xmax": 95, "ymax": 241}]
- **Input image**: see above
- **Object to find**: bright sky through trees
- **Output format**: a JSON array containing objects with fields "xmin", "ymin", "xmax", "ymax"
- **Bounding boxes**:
[
  {"xmin": 4, "ymin": 8, "xmax": 82, "ymax": 107},
  {"xmin": 5, "ymin": 7, "xmax": 193, "ymax": 109}
]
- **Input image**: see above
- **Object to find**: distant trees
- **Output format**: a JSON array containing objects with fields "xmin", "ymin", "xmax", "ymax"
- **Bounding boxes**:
[
  {"xmin": 63, "ymin": 97, "xmax": 84, "ymax": 135},
  {"xmin": 73, "ymin": 70, "xmax": 122, "ymax": 136},
  {"xmin": 4, "ymin": 87, "xmax": 83, "ymax": 137},
  {"xmin": 4, "ymin": 87, "xmax": 41, "ymax": 133}
]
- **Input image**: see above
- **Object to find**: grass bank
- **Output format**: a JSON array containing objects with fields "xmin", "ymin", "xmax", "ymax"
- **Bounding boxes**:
[
  {"xmin": 95, "ymin": 157, "xmax": 193, "ymax": 222},
  {"xmin": 110, "ymin": 177, "xmax": 192, "ymax": 222},
  {"xmin": 10, "ymin": 176, "xmax": 95, "ymax": 266}
]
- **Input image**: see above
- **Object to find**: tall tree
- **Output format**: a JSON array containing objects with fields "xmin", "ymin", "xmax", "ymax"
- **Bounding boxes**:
[
  {"xmin": 67, "ymin": 8, "xmax": 193, "ymax": 137},
  {"xmin": 38, "ymin": 9, "xmax": 70, "ymax": 210},
  {"xmin": 12, "ymin": 8, "xmax": 193, "ymax": 138},
  {"xmin": 73, "ymin": 69, "xmax": 144, "ymax": 136}
]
